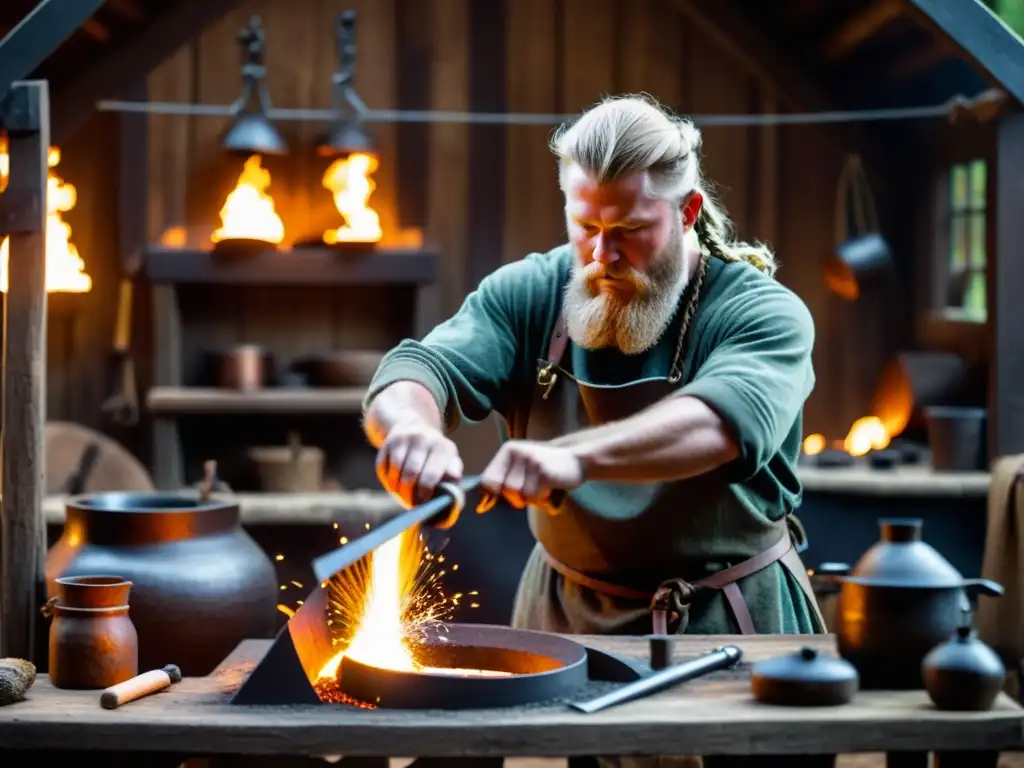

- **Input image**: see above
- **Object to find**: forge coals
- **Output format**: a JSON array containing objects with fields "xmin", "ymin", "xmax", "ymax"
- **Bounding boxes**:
[{"xmin": 317, "ymin": 623, "xmax": 590, "ymax": 709}]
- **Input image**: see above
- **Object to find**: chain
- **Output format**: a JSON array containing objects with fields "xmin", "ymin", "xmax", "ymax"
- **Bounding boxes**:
[{"xmin": 667, "ymin": 254, "xmax": 710, "ymax": 384}]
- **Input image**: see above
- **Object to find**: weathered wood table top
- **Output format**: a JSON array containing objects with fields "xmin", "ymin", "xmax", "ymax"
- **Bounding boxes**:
[{"xmin": 1, "ymin": 634, "xmax": 1021, "ymax": 757}]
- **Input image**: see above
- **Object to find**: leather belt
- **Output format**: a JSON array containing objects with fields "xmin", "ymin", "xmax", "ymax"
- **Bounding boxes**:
[{"xmin": 540, "ymin": 532, "xmax": 794, "ymax": 634}]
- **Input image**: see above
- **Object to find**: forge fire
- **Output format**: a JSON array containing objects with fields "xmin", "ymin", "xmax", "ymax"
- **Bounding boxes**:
[{"xmin": 282, "ymin": 524, "xmax": 501, "ymax": 705}]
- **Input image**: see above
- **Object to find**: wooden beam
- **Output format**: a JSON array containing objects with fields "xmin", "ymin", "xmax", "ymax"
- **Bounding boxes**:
[
  {"xmin": 900, "ymin": 0, "xmax": 1024, "ymax": 106},
  {"xmin": 105, "ymin": 0, "xmax": 146, "ymax": 23},
  {"xmin": 0, "ymin": 80, "xmax": 49, "ymax": 663},
  {"xmin": 0, "ymin": 0, "xmax": 107, "ymax": 106},
  {"xmin": 51, "ymin": 0, "xmax": 244, "ymax": 144},
  {"xmin": 672, "ymin": 0, "xmax": 845, "ymax": 114},
  {"xmin": 80, "ymin": 18, "xmax": 112, "ymax": 44},
  {"xmin": 889, "ymin": 40, "xmax": 957, "ymax": 79},
  {"xmin": 782, "ymin": 0, "xmax": 822, "ymax": 26},
  {"xmin": 990, "ymin": 112, "xmax": 1024, "ymax": 457},
  {"xmin": 670, "ymin": 0, "xmax": 872, "ymax": 158},
  {"xmin": 821, "ymin": 0, "xmax": 906, "ymax": 62}
]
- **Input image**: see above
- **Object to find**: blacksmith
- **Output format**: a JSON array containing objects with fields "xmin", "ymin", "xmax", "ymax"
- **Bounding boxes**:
[{"xmin": 363, "ymin": 95, "xmax": 825, "ymax": 764}]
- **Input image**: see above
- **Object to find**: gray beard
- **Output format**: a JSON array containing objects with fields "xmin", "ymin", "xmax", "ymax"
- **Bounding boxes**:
[{"xmin": 563, "ymin": 226, "xmax": 688, "ymax": 355}]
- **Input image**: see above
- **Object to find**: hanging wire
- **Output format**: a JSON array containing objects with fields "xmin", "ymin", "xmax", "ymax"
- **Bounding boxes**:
[{"xmin": 95, "ymin": 97, "xmax": 969, "ymax": 127}]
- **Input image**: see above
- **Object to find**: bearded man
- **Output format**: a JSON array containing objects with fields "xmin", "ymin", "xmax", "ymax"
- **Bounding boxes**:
[{"xmin": 362, "ymin": 95, "xmax": 825, "ymax": 765}]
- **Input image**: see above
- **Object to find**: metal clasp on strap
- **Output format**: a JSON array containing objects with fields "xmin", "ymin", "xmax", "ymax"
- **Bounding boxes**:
[
  {"xmin": 537, "ymin": 363, "xmax": 558, "ymax": 400},
  {"xmin": 651, "ymin": 578, "xmax": 700, "ymax": 635}
]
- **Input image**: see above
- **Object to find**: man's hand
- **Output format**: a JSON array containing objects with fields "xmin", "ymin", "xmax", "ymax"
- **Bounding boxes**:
[
  {"xmin": 480, "ymin": 440, "xmax": 585, "ymax": 510},
  {"xmin": 376, "ymin": 423, "xmax": 463, "ymax": 507}
]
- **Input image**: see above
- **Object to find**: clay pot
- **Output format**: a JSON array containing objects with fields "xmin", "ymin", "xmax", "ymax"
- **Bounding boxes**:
[
  {"xmin": 46, "ymin": 575, "xmax": 138, "ymax": 690},
  {"xmin": 46, "ymin": 493, "xmax": 279, "ymax": 676},
  {"xmin": 922, "ymin": 624, "xmax": 1006, "ymax": 711},
  {"xmin": 248, "ymin": 432, "xmax": 325, "ymax": 492}
]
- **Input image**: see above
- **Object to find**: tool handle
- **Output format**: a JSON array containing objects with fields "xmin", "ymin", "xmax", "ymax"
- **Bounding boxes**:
[
  {"xmin": 569, "ymin": 645, "xmax": 742, "ymax": 714},
  {"xmin": 100, "ymin": 665, "xmax": 181, "ymax": 710}
]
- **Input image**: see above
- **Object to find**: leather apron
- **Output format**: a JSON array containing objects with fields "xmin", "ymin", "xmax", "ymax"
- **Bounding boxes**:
[{"xmin": 509, "ymin": 309, "xmax": 826, "ymax": 636}]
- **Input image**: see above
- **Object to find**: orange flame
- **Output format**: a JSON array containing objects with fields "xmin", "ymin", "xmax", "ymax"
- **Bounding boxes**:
[
  {"xmin": 802, "ymin": 433, "xmax": 827, "ymax": 456},
  {"xmin": 295, "ymin": 524, "xmax": 490, "ymax": 687},
  {"xmin": 322, "ymin": 152, "xmax": 383, "ymax": 245},
  {"xmin": 0, "ymin": 138, "xmax": 92, "ymax": 293},
  {"xmin": 211, "ymin": 155, "xmax": 285, "ymax": 245},
  {"xmin": 842, "ymin": 416, "xmax": 890, "ymax": 456},
  {"xmin": 315, "ymin": 527, "xmax": 429, "ymax": 680},
  {"xmin": 803, "ymin": 417, "xmax": 894, "ymax": 458}
]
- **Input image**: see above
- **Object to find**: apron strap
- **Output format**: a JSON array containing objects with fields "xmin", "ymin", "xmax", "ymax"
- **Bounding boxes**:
[
  {"xmin": 547, "ymin": 311, "xmax": 569, "ymax": 363},
  {"xmin": 540, "ymin": 529, "xmax": 797, "ymax": 635}
]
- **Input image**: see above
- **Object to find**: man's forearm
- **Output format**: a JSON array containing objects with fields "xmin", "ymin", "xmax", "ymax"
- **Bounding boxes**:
[
  {"xmin": 363, "ymin": 381, "xmax": 444, "ymax": 448},
  {"xmin": 552, "ymin": 395, "xmax": 739, "ymax": 483}
]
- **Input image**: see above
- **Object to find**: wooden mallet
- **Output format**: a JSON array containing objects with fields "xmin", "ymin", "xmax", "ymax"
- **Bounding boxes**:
[{"xmin": 100, "ymin": 664, "xmax": 182, "ymax": 710}]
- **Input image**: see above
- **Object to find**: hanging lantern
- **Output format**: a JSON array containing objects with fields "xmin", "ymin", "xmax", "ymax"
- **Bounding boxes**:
[{"xmin": 221, "ymin": 16, "xmax": 287, "ymax": 157}]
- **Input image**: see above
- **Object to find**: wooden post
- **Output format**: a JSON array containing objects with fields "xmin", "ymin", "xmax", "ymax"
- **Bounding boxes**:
[
  {"xmin": 990, "ymin": 112, "xmax": 1024, "ymax": 458},
  {"xmin": 0, "ymin": 80, "xmax": 49, "ymax": 662}
]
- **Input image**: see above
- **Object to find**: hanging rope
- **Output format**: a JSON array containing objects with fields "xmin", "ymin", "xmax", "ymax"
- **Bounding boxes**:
[{"xmin": 94, "ymin": 90, "xmax": 1000, "ymax": 127}]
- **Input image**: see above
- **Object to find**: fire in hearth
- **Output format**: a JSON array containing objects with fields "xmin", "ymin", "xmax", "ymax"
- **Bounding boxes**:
[
  {"xmin": 274, "ymin": 522, "xmax": 493, "ymax": 693},
  {"xmin": 803, "ymin": 416, "xmax": 891, "ymax": 458},
  {"xmin": 803, "ymin": 401, "xmax": 912, "ymax": 458},
  {"xmin": 322, "ymin": 152, "xmax": 383, "ymax": 245},
  {"xmin": 0, "ymin": 138, "xmax": 92, "ymax": 293},
  {"xmin": 211, "ymin": 155, "xmax": 285, "ymax": 246}
]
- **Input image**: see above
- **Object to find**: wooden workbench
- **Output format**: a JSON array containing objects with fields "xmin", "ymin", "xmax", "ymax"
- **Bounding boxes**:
[{"xmin": 0, "ymin": 634, "xmax": 1020, "ymax": 764}]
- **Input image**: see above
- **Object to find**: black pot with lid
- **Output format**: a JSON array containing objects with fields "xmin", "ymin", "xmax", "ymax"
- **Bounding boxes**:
[
  {"xmin": 922, "ymin": 611, "xmax": 1006, "ymax": 711},
  {"xmin": 750, "ymin": 646, "xmax": 859, "ymax": 707},
  {"xmin": 821, "ymin": 518, "xmax": 1003, "ymax": 689}
]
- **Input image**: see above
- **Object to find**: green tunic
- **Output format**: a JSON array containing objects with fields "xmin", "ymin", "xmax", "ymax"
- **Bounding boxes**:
[{"xmin": 366, "ymin": 244, "xmax": 823, "ymax": 637}]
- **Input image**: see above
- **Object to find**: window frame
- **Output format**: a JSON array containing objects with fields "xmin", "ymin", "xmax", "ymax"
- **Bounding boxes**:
[
  {"xmin": 915, "ymin": 126, "xmax": 995, "ymax": 363},
  {"xmin": 933, "ymin": 158, "xmax": 988, "ymax": 322}
]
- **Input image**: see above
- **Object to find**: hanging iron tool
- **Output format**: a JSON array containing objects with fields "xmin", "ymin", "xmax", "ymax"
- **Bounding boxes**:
[{"xmin": 101, "ymin": 251, "xmax": 142, "ymax": 427}]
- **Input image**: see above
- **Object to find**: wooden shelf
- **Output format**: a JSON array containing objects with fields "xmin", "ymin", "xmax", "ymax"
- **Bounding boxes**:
[
  {"xmin": 44, "ymin": 490, "xmax": 401, "ymax": 526},
  {"xmin": 146, "ymin": 386, "xmax": 367, "ymax": 415},
  {"xmin": 798, "ymin": 463, "xmax": 990, "ymax": 497},
  {"xmin": 143, "ymin": 245, "xmax": 438, "ymax": 286}
]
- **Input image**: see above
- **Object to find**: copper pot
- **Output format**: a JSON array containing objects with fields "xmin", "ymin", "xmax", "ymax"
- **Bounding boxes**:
[
  {"xmin": 45, "ymin": 575, "xmax": 138, "ymax": 690},
  {"xmin": 203, "ymin": 345, "xmax": 275, "ymax": 390}
]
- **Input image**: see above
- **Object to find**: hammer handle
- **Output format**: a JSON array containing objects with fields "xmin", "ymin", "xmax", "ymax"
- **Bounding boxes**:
[{"xmin": 100, "ymin": 669, "xmax": 172, "ymax": 709}]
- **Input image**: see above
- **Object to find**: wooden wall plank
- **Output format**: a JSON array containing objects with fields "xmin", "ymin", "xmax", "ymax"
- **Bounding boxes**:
[
  {"xmin": 682, "ymin": 23, "xmax": 754, "ymax": 237},
  {"xmin": 754, "ymin": 92, "xmax": 780, "ymax": 248},
  {"xmin": 426, "ymin": 0, "xmax": 470, "ymax": 316},
  {"xmin": 146, "ymin": 44, "xmax": 195, "ymax": 241},
  {"xmin": 777, "ymin": 123, "xmax": 848, "ymax": 439},
  {"xmin": 60, "ymin": 113, "xmax": 121, "ymax": 431},
  {"xmin": 464, "ymin": 0, "xmax": 507, "ymax": 291},
  {"xmin": 562, "ymin": 0, "xmax": 616, "ymax": 112},
  {"xmin": 395, "ymin": 0, "xmax": 431, "ymax": 232},
  {"xmin": 617, "ymin": 0, "xmax": 684, "ymax": 110},
  {"xmin": 503, "ymin": 0, "xmax": 562, "ymax": 264},
  {"xmin": 44, "ymin": 315, "xmax": 71, "ymax": 421}
]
